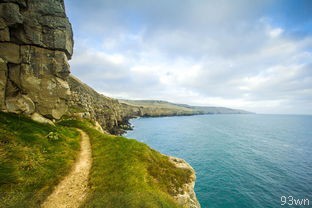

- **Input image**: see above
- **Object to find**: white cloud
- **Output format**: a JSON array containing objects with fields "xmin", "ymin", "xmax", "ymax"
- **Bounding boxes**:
[
  {"xmin": 268, "ymin": 28, "xmax": 284, "ymax": 38},
  {"xmin": 66, "ymin": 0, "xmax": 312, "ymax": 114}
]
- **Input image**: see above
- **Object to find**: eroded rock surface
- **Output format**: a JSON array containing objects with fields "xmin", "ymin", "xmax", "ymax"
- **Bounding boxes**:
[
  {"xmin": 0, "ymin": 2, "xmax": 201, "ymax": 207},
  {"xmin": 0, "ymin": 0, "xmax": 73, "ymax": 120},
  {"xmin": 68, "ymin": 75, "xmax": 132, "ymax": 134},
  {"xmin": 169, "ymin": 156, "xmax": 201, "ymax": 208}
]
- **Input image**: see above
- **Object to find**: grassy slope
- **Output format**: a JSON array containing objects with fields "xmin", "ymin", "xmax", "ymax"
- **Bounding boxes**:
[
  {"xmin": 119, "ymin": 99, "xmax": 251, "ymax": 115},
  {"xmin": 60, "ymin": 119, "xmax": 192, "ymax": 208},
  {"xmin": 120, "ymin": 100, "xmax": 200, "ymax": 117},
  {"xmin": 120, "ymin": 100, "xmax": 194, "ymax": 111},
  {"xmin": 0, "ymin": 112, "xmax": 192, "ymax": 207},
  {"xmin": 0, "ymin": 112, "xmax": 80, "ymax": 208}
]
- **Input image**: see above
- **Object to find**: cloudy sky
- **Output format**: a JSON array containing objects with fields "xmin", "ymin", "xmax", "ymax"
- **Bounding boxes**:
[{"xmin": 64, "ymin": 0, "xmax": 312, "ymax": 114}]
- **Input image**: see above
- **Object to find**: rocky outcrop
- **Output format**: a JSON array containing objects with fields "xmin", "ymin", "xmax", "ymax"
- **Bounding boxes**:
[
  {"xmin": 120, "ymin": 99, "xmax": 252, "ymax": 116},
  {"xmin": 0, "ymin": 3, "xmax": 201, "ymax": 207},
  {"xmin": 169, "ymin": 157, "xmax": 201, "ymax": 208},
  {"xmin": 0, "ymin": 0, "xmax": 73, "ymax": 120},
  {"xmin": 68, "ymin": 75, "xmax": 135, "ymax": 134}
]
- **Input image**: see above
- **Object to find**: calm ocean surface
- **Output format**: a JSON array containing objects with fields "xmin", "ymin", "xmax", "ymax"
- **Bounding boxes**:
[{"xmin": 125, "ymin": 114, "xmax": 312, "ymax": 208}]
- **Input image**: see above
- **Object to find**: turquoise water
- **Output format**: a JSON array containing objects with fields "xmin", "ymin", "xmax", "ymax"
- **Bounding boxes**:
[{"xmin": 125, "ymin": 114, "xmax": 312, "ymax": 208}]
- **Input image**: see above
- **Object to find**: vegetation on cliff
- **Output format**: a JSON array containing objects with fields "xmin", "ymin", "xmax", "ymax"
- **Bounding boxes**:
[
  {"xmin": 120, "ymin": 99, "xmax": 252, "ymax": 117},
  {"xmin": 68, "ymin": 75, "xmax": 130, "ymax": 135},
  {"xmin": 67, "ymin": 75, "xmax": 251, "ymax": 135},
  {"xmin": 0, "ymin": 112, "xmax": 199, "ymax": 207},
  {"xmin": 0, "ymin": 112, "xmax": 80, "ymax": 208},
  {"xmin": 60, "ymin": 119, "xmax": 193, "ymax": 208},
  {"xmin": 0, "ymin": 1, "xmax": 202, "ymax": 207}
]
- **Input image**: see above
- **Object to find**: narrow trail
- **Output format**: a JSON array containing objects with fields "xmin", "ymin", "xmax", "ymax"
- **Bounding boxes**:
[{"xmin": 42, "ymin": 129, "xmax": 92, "ymax": 208}]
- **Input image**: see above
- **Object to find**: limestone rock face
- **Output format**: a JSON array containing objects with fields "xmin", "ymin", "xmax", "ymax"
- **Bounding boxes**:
[
  {"xmin": 68, "ymin": 75, "xmax": 128, "ymax": 134},
  {"xmin": 31, "ymin": 112, "xmax": 55, "ymax": 126},
  {"xmin": 0, "ymin": 0, "xmax": 73, "ymax": 120},
  {"xmin": 169, "ymin": 157, "xmax": 201, "ymax": 208}
]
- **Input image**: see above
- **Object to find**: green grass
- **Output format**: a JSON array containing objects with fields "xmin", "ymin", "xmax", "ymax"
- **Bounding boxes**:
[
  {"xmin": 120, "ymin": 99, "xmax": 198, "ymax": 117},
  {"xmin": 60, "ymin": 119, "xmax": 192, "ymax": 208},
  {"xmin": 0, "ymin": 112, "xmax": 80, "ymax": 208},
  {"xmin": 0, "ymin": 111, "xmax": 192, "ymax": 207}
]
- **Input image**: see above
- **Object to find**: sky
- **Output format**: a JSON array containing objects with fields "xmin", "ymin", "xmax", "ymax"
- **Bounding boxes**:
[{"xmin": 64, "ymin": 0, "xmax": 312, "ymax": 114}]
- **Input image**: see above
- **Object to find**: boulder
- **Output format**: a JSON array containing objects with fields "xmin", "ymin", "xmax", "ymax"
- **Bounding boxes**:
[
  {"xmin": 5, "ymin": 94, "xmax": 35, "ymax": 115},
  {"xmin": 31, "ymin": 112, "xmax": 55, "ymax": 126}
]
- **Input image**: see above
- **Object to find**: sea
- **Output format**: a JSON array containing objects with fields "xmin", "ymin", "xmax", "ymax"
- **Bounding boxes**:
[{"xmin": 125, "ymin": 114, "xmax": 312, "ymax": 208}]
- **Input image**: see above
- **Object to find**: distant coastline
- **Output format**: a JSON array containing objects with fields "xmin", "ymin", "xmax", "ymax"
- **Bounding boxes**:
[{"xmin": 120, "ymin": 99, "xmax": 252, "ymax": 116}]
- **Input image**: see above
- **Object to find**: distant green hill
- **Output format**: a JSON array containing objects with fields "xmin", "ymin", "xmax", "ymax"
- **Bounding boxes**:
[{"xmin": 119, "ymin": 99, "xmax": 252, "ymax": 117}]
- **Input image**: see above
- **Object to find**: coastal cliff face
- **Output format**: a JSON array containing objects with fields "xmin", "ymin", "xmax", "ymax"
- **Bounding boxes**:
[
  {"xmin": 0, "ymin": 1, "xmax": 201, "ymax": 207},
  {"xmin": 68, "ymin": 75, "xmax": 132, "ymax": 134},
  {"xmin": 169, "ymin": 157, "xmax": 201, "ymax": 208},
  {"xmin": 0, "ymin": 0, "xmax": 73, "ymax": 121}
]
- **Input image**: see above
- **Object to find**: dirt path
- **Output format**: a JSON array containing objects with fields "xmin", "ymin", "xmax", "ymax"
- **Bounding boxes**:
[{"xmin": 41, "ymin": 129, "xmax": 92, "ymax": 208}]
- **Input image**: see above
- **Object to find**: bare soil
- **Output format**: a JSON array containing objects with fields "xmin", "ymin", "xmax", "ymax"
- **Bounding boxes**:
[{"xmin": 41, "ymin": 129, "xmax": 92, "ymax": 208}]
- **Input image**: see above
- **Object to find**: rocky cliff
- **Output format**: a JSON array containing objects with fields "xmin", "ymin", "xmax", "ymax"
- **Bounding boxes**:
[
  {"xmin": 0, "ymin": 1, "xmax": 201, "ymax": 207},
  {"xmin": 68, "ymin": 75, "xmax": 134, "ymax": 134},
  {"xmin": 0, "ymin": 0, "xmax": 73, "ymax": 122},
  {"xmin": 169, "ymin": 156, "xmax": 201, "ymax": 208},
  {"xmin": 120, "ymin": 99, "xmax": 252, "ymax": 116}
]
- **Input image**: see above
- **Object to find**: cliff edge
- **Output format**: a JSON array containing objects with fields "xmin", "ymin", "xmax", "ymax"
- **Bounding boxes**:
[
  {"xmin": 0, "ymin": 1, "xmax": 201, "ymax": 207},
  {"xmin": 169, "ymin": 157, "xmax": 201, "ymax": 208},
  {"xmin": 67, "ymin": 75, "xmax": 135, "ymax": 134}
]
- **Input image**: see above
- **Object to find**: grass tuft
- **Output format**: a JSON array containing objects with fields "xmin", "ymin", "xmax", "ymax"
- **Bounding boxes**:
[
  {"xmin": 0, "ymin": 112, "xmax": 192, "ymax": 208},
  {"xmin": 0, "ymin": 112, "xmax": 80, "ymax": 208},
  {"xmin": 60, "ymin": 119, "xmax": 192, "ymax": 208}
]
